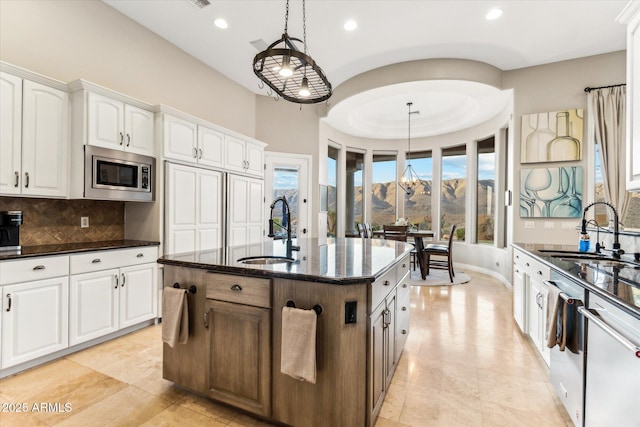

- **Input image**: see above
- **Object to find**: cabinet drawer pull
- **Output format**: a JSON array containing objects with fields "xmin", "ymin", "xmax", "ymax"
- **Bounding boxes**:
[
  {"xmin": 24, "ymin": 172, "xmax": 29, "ymax": 188},
  {"xmin": 114, "ymin": 274, "xmax": 119, "ymax": 289},
  {"xmin": 121, "ymin": 273, "xmax": 126, "ymax": 287},
  {"xmin": 230, "ymin": 284, "xmax": 242, "ymax": 292},
  {"xmin": 204, "ymin": 311, "xmax": 209, "ymax": 328},
  {"xmin": 33, "ymin": 265, "xmax": 45, "ymax": 271},
  {"xmin": 198, "ymin": 148, "xmax": 203, "ymax": 159},
  {"xmin": 92, "ymin": 258, "xmax": 102, "ymax": 264},
  {"xmin": 6, "ymin": 293, "xmax": 12, "ymax": 312},
  {"xmin": 402, "ymin": 329, "xmax": 407, "ymax": 335},
  {"xmin": 126, "ymin": 133, "xmax": 131, "ymax": 147},
  {"xmin": 14, "ymin": 171, "xmax": 19, "ymax": 187},
  {"xmin": 136, "ymin": 253, "xmax": 144, "ymax": 258},
  {"xmin": 383, "ymin": 280, "xmax": 390, "ymax": 286},
  {"xmin": 401, "ymin": 306, "xmax": 407, "ymax": 311},
  {"xmin": 119, "ymin": 132, "xmax": 124, "ymax": 145},
  {"xmin": 193, "ymin": 147, "xmax": 198, "ymax": 158}
]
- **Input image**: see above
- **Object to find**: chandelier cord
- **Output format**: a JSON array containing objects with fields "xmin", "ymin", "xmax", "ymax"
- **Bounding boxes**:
[
  {"xmin": 407, "ymin": 102, "xmax": 412, "ymax": 166},
  {"xmin": 284, "ymin": 0, "xmax": 289, "ymax": 34}
]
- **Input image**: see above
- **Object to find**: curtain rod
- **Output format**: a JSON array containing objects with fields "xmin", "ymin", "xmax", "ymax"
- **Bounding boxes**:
[{"xmin": 584, "ymin": 83, "xmax": 626, "ymax": 93}]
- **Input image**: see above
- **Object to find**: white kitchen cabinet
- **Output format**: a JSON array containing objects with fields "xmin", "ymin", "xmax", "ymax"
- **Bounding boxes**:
[
  {"xmin": 87, "ymin": 92, "xmax": 154, "ymax": 156},
  {"xmin": 0, "ymin": 72, "xmax": 69, "ymax": 197},
  {"xmin": 162, "ymin": 115, "xmax": 225, "ymax": 169},
  {"xmin": 225, "ymin": 136, "xmax": 264, "ymax": 177},
  {"xmin": 528, "ymin": 277, "xmax": 551, "ymax": 366},
  {"xmin": 69, "ymin": 247, "xmax": 158, "ymax": 345},
  {"xmin": 227, "ymin": 174, "xmax": 264, "ymax": 246},
  {"xmin": 1, "ymin": 277, "xmax": 69, "ymax": 368},
  {"xmin": 165, "ymin": 163, "xmax": 222, "ymax": 254},
  {"xmin": 619, "ymin": 2, "xmax": 640, "ymax": 191},
  {"xmin": 512, "ymin": 263, "xmax": 526, "ymax": 333},
  {"xmin": 69, "ymin": 269, "xmax": 119, "ymax": 345}
]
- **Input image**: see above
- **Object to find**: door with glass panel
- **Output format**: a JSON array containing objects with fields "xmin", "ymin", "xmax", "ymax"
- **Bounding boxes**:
[{"xmin": 264, "ymin": 153, "xmax": 311, "ymax": 239}]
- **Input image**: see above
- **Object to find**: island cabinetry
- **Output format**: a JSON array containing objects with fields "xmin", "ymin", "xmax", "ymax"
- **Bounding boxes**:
[
  {"xmin": 205, "ymin": 273, "xmax": 271, "ymax": 417},
  {"xmin": 368, "ymin": 255, "xmax": 409, "ymax": 424},
  {"xmin": 272, "ymin": 278, "xmax": 368, "ymax": 427},
  {"xmin": 162, "ymin": 266, "xmax": 208, "ymax": 394}
]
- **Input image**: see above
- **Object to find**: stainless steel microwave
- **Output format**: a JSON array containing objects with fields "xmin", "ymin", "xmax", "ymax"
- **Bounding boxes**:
[{"xmin": 84, "ymin": 145, "xmax": 155, "ymax": 202}]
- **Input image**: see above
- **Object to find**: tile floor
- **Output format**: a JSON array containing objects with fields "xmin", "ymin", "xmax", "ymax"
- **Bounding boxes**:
[{"xmin": 0, "ymin": 270, "xmax": 572, "ymax": 426}]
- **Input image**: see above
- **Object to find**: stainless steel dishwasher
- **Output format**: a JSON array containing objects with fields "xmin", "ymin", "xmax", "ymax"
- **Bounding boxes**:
[
  {"xmin": 547, "ymin": 271, "xmax": 585, "ymax": 427},
  {"xmin": 580, "ymin": 292, "xmax": 640, "ymax": 427}
]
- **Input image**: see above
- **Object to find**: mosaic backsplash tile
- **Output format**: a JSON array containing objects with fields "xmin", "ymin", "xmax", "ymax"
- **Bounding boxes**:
[{"xmin": 0, "ymin": 197, "xmax": 124, "ymax": 246}]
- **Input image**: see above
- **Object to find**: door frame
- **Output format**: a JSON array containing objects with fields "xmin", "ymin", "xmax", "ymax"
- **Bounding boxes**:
[{"xmin": 264, "ymin": 152, "xmax": 313, "ymax": 239}]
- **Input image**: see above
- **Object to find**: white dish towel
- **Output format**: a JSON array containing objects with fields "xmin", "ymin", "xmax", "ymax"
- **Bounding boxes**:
[{"xmin": 281, "ymin": 306, "xmax": 317, "ymax": 384}]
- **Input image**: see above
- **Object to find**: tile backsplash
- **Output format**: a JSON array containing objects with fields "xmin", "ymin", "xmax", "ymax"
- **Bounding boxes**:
[{"xmin": 0, "ymin": 197, "xmax": 124, "ymax": 246}]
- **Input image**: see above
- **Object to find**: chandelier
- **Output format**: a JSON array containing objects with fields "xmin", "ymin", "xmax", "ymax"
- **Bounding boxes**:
[
  {"xmin": 253, "ymin": 0, "xmax": 332, "ymax": 104},
  {"xmin": 398, "ymin": 102, "xmax": 428, "ymax": 197}
]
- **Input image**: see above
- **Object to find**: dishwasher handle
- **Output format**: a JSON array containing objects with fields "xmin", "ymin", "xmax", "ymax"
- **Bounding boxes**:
[{"xmin": 578, "ymin": 306, "xmax": 640, "ymax": 359}]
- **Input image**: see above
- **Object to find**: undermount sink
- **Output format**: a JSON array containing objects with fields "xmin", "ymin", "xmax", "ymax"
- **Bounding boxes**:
[{"xmin": 237, "ymin": 256, "xmax": 295, "ymax": 265}]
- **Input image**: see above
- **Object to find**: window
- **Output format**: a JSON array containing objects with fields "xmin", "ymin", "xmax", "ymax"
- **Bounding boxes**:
[
  {"xmin": 441, "ymin": 145, "xmax": 466, "ymax": 241},
  {"xmin": 371, "ymin": 153, "xmax": 397, "ymax": 229},
  {"xmin": 272, "ymin": 167, "xmax": 299, "ymax": 234},
  {"xmin": 403, "ymin": 150, "xmax": 432, "ymax": 230},
  {"xmin": 477, "ymin": 138, "xmax": 495, "ymax": 244},
  {"xmin": 346, "ymin": 150, "xmax": 364, "ymax": 236},
  {"xmin": 327, "ymin": 146, "xmax": 338, "ymax": 237}
]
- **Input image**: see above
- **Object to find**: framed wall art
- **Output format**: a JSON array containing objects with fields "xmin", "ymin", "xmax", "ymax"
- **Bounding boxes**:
[
  {"xmin": 520, "ymin": 166, "xmax": 583, "ymax": 218},
  {"xmin": 521, "ymin": 109, "xmax": 583, "ymax": 163}
]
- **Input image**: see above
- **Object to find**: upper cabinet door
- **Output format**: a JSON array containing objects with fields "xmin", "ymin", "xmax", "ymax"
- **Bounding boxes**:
[
  {"xmin": 0, "ymin": 72, "xmax": 22, "ymax": 195},
  {"xmin": 124, "ymin": 104, "xmax": 154, "ymax": 156},
  {"xmin": 245, "ymin": 142, "xmax": 264, "ymax": 178},
  {"xmin": 163, "ymin": 114, "xmax": 198, "ymax": 165},
  {"xmin": 88, "ymin": 92, "xmax": 124, "ymax": 151},
  {"xmin": 224, "ymin": 136, "xmax": 247, "ymax": 174},
  {"xmin": 21, "ymin": 80, "xmax": 69, "ymax": 198},
  {"xmin": 198, "ymin": 126, "xmax": 224, "ymax": 169}
]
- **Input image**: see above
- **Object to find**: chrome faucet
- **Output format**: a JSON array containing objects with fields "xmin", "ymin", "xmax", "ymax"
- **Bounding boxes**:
[
  {"xmin": 581, "ymin": 201, "xmax": 624, "ymax": 259},
  {"xmin": 268, "ymin": 196, "xmax": 300, "ymax": 256}
]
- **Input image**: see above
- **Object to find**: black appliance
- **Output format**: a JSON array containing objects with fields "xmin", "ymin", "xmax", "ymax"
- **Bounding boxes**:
[{"xmin": 0, "ymin": 211, "xmax": 23, "ymax": 252}]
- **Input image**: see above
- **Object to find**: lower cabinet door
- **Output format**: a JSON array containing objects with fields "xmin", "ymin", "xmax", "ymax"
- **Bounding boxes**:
[
  {"xmin": 69, "ymin": 269, "xmax": 119, "ymax": 346},
  {"xmin": 2, "ymin": 277, "xmax": 69, "ymax": 368},
  {"xmin": 206, "ymin": 299, "xmax": 271, "ymax": 417},
  {"xmin": 369, "ymin": 301, "xmax": 386, "ymax": 420},
  {"xmin": 119, "ymin": 263, "xmax": 157, "ymax": 329}
]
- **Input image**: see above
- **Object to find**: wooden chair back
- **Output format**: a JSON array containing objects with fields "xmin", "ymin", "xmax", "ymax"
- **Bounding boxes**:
[{"xmin": 383, "ymin": 225, "xmax": 408, "ymax": 242}]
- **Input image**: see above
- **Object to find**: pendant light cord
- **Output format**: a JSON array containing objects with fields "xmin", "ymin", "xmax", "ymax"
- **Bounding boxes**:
[
  {"xmin": 284, "ymin": 0, "xmax": 289, "ymax": 34},
  {"xmin": 407, "ymin": 102, "xmax": 412, "ymax": 166}
]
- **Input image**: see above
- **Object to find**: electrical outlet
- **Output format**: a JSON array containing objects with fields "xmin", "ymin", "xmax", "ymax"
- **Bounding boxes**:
[
  {"xmin": 525, "ymin": 221, "xmax": 535, "ymax": 229},
  {"xmin": 544, "ymin": 221, "xmax": 554, "ymax": 229},
  {"xmin": 81, "ymin": 217, "xmax": 89, "ymax": 228}
]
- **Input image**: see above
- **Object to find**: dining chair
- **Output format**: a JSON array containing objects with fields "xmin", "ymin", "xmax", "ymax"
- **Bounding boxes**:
[
  {"xmin": 364, "ymin": 223, "xmax": 373, "ymax": 239},
  {"xmin": 382, "ymin": 225, "xmax": 408, "ymax": 242},
  {"xmin": 357, "ymin": 223, "xmax": 366, "ymax": 237},
  {"xmin": 422, "ymin": 225, "xmax": 456, "ymax": 282}
]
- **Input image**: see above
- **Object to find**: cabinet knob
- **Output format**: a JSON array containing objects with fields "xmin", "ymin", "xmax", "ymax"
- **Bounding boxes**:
[
  {"xmin": 401, "ymin": 306, "xmax": 407, "ymax": 311},
  {"xmin": 402, "ymin": 283, "xmax": 408, "ymax": 288},
  {"xmin": 537, "ymin": 270, "xmax": 542, "ymax": 276},
  {"xmin": 402, "ymin": 329, "xmax": 407, "ymax": 335},
  {"xmin": 383, "ymin": 280, "xmax": 390, "ymax": 286},
  {"xmin": 230, "ymin": 284, "xmax": 242, "ymax": 292},
  {"xmin": 526, "ymin": 262, "xmax": 530, "ymax": 267},
  {"xmin": 92, "ymin": 258, "xmax": 102, "ymax": 264},
  {"xmin": 402, "ymin": 263, "xmax": 406, "ymax": 268},
  {"xmin": 137, "ymin": 253, "xmax": 144, "ymax": 258}
]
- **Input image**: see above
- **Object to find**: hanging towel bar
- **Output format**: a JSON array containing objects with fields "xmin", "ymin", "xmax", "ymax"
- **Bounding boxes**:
[
  {"xmin": 173, "ymin": 283, "xmax": 197, "ymax": 294},
  {"xmin": 286, "ymin": 300, "xmax": 322, "ymax": 316}
]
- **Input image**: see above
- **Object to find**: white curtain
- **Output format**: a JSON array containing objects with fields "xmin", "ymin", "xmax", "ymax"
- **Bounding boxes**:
[{"xmin": 589, "ymin": 86, "xmax": 629, "ymax": 225}]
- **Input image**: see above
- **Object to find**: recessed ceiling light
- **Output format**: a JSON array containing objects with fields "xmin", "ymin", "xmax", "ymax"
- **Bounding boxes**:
[
  {"xmin": 344, "ymin": 20, "xmax": 358, "ymax": 31},
  {"xmin": 486, "ymin": 8, "xmax": 503, "ymax": 20},
  {"xmin": 214, "ymin": 18, "xmax": 228, "ymax": 29}
]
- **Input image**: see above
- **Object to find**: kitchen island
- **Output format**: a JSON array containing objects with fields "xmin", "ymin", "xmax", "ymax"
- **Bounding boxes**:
[{"xmin": 157, "ymin": 237, "xmax": 413, "ymax": 427}]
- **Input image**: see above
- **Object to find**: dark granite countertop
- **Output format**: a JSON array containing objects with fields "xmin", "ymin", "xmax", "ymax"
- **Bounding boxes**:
[
  {"xmin": 513, "ymin": 243, "xmax": 640, "ymax": 319},
  {"xmin": 158, "ymin": 237, "xmax": 413, "ymax": 285},
  {"xmin": 0, "ymin": 240, "xmax": 160, "ymax": 261}
]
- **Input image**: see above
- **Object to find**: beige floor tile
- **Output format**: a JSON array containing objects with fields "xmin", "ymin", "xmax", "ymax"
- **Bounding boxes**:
[
  {"xmin": 0, "ymin": 392, "xmax": 49, "ymax": 427},
  {"xmin": 140, "ymin": 403, "xmax": 226, "ymax": 426},
  {"xmin": 54, "ymin": 385, "xmax": 172, "ymax": 426},
  {"xmin": 480, "ymin": 400, "xmax": 567, "ymax": 427},
  {"xmin": 400, "ymin": 387, "xmax": 484, "ymax": 426}
]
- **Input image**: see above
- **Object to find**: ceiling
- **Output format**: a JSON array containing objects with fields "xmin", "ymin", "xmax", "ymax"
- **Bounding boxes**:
[{"xmin": 103, "ymin": 0, "xmax": 629, "ymax": 139}]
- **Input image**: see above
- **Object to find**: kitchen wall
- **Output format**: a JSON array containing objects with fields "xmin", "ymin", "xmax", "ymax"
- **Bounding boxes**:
[
  {"xmin": 0, "ymin": 0, "xmax": 256, "ymax": 137},
  {"xmin": 0, "ymin": 197, "xmax": 124, "ymax": 245}
]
